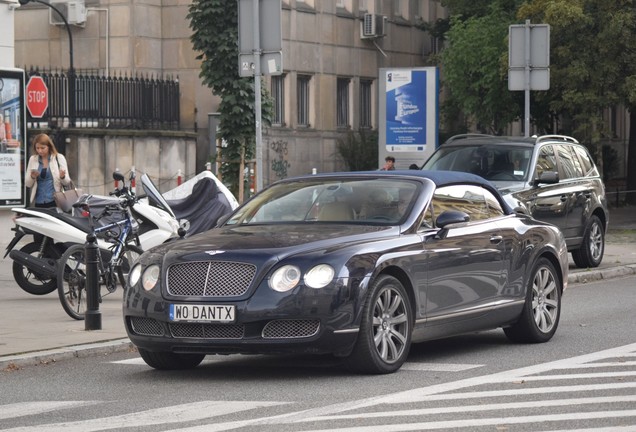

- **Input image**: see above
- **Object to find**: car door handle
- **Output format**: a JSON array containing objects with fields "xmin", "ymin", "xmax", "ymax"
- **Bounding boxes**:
[{"xmin": 490, "ymin": 235, "xmax": 503, "ymax": 244}]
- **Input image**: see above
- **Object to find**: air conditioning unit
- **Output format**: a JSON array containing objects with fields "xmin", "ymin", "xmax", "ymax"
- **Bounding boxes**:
[
  {"xmin": 49, "ymin": 0, "xmax": 87, "ymax": 27},
  {"xmin": 361, "ymin": 13, "xmax": 386, "ymax": 39}
]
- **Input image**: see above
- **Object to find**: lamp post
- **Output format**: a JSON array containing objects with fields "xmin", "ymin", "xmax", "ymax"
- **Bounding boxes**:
[{"xmin": 18, "ymin": 0, "xmax": 75, "ymax": 127}]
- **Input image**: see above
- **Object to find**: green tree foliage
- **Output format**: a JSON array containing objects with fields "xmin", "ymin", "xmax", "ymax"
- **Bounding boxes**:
[
  {"xmin": 187, "ymin": 0, "xmax": 272, "ymax": 197},
  {"xmin": 440, "ymin": 3, "xmax": 521, "ymax": 134},
  {"xmin": 518, "ymin": 0, "xmax": 636, "ymax": 188},
  {"xmin": 336, "ymin": 130, "xmax": 379, "ymax": 171}
]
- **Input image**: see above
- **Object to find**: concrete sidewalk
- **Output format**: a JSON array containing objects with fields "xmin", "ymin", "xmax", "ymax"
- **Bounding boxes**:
[{"xmin": 1, "ymin": 206, "xmax": 635, "ymax": 370}]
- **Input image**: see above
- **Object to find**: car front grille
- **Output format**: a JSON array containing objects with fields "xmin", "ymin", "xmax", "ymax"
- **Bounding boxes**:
[
  {"xmin": 129, "ymin": 317, "xmax": 165, "ymax": 336},
  {"xmin": 169, "ymin": 323, "xmax": 245, "ymax": 339},
  {"xmin": 166, "ymin": 261, "xmax": 257, "ymax": 297},
  {"xmin": 262, "ymin": 319, "xmax": 320, "ymax": 339}
]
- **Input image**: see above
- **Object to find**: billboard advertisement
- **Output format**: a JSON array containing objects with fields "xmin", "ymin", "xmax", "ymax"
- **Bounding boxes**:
[
  {"xmin": 378, "ymin": 67, "xmax": 439, "ymax": 169},
  {"xmin": 0, "ymin": 69, "xmax": 27, "ymax": 207}
]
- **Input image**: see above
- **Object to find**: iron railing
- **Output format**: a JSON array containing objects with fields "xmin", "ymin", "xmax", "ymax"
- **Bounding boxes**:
[{"xmin": 26, "ymin": 67, "xmax": 180, "ymax": 130}]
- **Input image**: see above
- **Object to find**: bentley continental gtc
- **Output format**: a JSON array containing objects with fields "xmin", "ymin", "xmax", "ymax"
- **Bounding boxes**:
[{"xmin": 124, "ymin": 170, "xmax": 568, "ymax": 374}]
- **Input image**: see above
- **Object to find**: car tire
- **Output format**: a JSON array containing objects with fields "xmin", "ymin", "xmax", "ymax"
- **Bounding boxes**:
[
  {"xmin": 504, "ymin": 257, "xmax": 561, "ymax": 343},
  {"xmin": 572, "ymin": 214, "xmax": 604, "ymax": 268},
  {"xmin": 138, "ymin": 348, "xmax": 205, "ymax": 370},
  {"xmin": 344, "ymin": 275, "xmax": 412, "ymax": 374}
]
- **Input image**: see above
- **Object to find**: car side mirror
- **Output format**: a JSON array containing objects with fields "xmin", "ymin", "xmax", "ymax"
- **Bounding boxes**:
[
  {"xmin": 533, "ymin": 171, "xmax": 559, "ymax": 186},
  {"xmin": 435, "ymin": 210, "xmax": 470, "ymax": 239}
]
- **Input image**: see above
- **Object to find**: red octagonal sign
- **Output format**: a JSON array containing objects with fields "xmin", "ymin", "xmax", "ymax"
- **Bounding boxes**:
[{"xmin": 26, "ymin": 76, "xmax": 49, "ymax": 118}]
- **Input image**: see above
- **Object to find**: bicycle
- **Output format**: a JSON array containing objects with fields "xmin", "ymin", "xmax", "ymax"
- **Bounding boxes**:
[{"xmin": 56, "ymin": 173, "xmax": 144, "ymax": 320}]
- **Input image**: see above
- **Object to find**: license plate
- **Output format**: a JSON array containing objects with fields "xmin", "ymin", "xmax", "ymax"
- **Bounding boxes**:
[{"xmin": 169, "ymin": 304, "xmax": 235, "ymax": 323}]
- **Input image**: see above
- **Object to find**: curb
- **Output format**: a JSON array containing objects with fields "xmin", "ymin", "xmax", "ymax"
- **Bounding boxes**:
[
  {"xmin": 568, "ymin": 264, "xmax": 636, "ymax": 285},
  {"xmin": 0, "ymin": 339, "xmax": 133, "ymax": 371}
]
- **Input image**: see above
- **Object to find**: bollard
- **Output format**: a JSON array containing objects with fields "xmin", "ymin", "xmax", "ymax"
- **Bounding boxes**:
[
  {"xmin": 177, "ymin": 169, "xmax": 182, "ymax": 186},
  {"xmin": 84, "ymin": 232, "xmax": 102, "ymax": 330}
]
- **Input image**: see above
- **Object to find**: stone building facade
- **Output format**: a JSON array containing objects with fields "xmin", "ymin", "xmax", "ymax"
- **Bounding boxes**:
[{"xmin": 14, "ymin": 0, "xmax": 447, "ymax": 188}]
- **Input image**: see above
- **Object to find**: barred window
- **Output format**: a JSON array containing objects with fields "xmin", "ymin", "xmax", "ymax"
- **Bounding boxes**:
[
  {"xmin": 337, "ymin": 77, "xmax": 350, "ymax": 129},
  {"xmin": 271, "ymin": 75, "xmax": 285, "ymax": 126},
  {"xmin": 297, "ymin": 75, "xmax": 311, "ymax": 127},
  {"xmin": 360, "ymin": 79, "xmax": 373, "ymax": 129}
]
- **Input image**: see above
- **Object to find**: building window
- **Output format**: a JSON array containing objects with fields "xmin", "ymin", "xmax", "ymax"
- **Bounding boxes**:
[
  {"xmin": 297, "ymin": 75, "xmax": 311, "ymax": 127},
  {"xmin": 271, "ymin": 75, "xmax": 285, "ymax": 126},
  {"xmin": 393, "ymin": 0, "xmax": 409, "ymax": 20},
  {"xmin": 337, "ymin": 78, "xmax": 350, "ymax": 129},
  {"xmin": 360, "ymin": 79, "xmax": 373, "ymax": 129}
]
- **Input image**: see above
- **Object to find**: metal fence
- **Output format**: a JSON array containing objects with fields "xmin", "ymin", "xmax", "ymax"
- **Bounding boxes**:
[{"xmin": 26, "ymin": 68, "xmax": 180, "ymax": 130}]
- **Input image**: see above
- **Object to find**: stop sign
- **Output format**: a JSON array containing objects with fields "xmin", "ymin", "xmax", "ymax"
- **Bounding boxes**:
[{"xmin": 26, "ymin": 76, "xmax": 49, "ymax": 118}]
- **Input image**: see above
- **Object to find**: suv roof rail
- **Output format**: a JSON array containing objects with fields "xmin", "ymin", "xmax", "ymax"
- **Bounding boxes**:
[
  {"xmin": 445, "ymin": 133, "xmax": 495, "ymax": 143},
  {"xmin": 534, "ymin": 134, "xmax": 579, "ymax": 144}
]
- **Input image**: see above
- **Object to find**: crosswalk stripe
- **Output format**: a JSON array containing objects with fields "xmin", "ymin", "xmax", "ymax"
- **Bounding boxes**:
[
  {"xmin": 110, "ymin": 358, "xmax": 483, "ymax": 372},
  {"xmin": 400, "ymin": 363, "xmax": 482, "ymax": 371},
  {"xmin": 298, "ymin": 395, "xmax": 636, "ymax": 422},
  {"xmin": 1, "ymin": 401, "xmax": 285, "ymax": 432},
  {"xmin": 0, "ymin": 402, "xmax": 100, "ymax": 420},
  {"xmin": 297, "ymin": 410, "xmax": 636, "ymax": 432}
]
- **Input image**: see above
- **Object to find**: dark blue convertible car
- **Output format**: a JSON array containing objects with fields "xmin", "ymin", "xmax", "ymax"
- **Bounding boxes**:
[{"xmin": 123, "ymin": 170, "xmax": 568, "ymax": 374}]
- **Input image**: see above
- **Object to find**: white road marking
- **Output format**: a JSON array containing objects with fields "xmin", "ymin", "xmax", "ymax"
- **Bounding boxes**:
[
  {"xmin": 5, "ymin": 343, "xmax": 636, "ymax": 432},
  {"xmin": 1, "ymin": 401, "xmax": 285, "ymax": 432},
  {"xmin": 111, "ymin": 358, "xmax": 483, "ymax": 372},
  {"xmin": 299, "ymin": 395, "xmax": 636, "ymax": 422},
  {"xmin": 163, "ymin": 343, "xmax": 636, "ymax": 431},
  {"xmin": 0, "ymin": 402, "xmax": 100, "ymax": 420},
  {"xmin": 297, "ymin": 410, "xmax": 636, "ymax": 432},
  {"xmin": 400, "ymin": 362, "xmax": 482, "ymax": 372}
]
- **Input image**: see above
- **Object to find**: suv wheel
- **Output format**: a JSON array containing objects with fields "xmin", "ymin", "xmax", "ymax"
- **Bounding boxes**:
[{"xmin": 572, "ymin": 214, "xmax": 604, "ymax": 268}]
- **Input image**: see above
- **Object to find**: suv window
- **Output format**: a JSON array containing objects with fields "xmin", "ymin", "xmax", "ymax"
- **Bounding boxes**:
[
  {"xmin": 557, "ymin": 144, "xmax": 583, "ymax": 179},
  {"xmin": 572, "ymin": 145, "xmax": 598, "ymax": 176},
  {"xmin": 535, "ymin": 145, "xmax": 558, "ymax": 178}
]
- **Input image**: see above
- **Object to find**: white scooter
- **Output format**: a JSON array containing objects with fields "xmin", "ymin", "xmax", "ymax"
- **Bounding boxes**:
[{"xmin": 4, "ymin": 171, "xmax": 181, "ymax": 295}]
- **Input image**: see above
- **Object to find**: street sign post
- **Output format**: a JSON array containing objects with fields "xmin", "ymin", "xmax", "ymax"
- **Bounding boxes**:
[
  {"xmin": 237, "ymin": 0, "xmax": 282, "ymax": 194},
  {"xmin": 508, "ymin": 20, "xmax": 550, "ymax": 137},
  {"xmin": 26, "ymin": 76, "xmax": 48, "ymax": 118}
]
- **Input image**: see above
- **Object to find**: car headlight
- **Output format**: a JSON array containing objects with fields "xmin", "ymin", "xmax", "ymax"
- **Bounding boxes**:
[
  {"xmin": 269, "ymin": 265, "xmax": 301, "ymax": 292},
  {"xmin": 141, "ymin": 264, "xmax": 160, "ymax": 291},
  {"xmin": 128, "ymin": 263, "xmax": 142, "ymax": 287},
  {"xmin": 304, "ymin": 264, "xmax": 335, "ymax": 289}
]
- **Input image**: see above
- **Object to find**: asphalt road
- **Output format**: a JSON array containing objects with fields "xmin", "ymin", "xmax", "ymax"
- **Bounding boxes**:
[{"xmin": 1, "ymin": 274, "xmax": 635, "ymax": 432}]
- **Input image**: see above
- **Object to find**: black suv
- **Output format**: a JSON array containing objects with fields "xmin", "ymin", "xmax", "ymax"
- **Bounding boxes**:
[{"xmin": 421, "ymin": 134, "xmax": 609, "ymax": 268}]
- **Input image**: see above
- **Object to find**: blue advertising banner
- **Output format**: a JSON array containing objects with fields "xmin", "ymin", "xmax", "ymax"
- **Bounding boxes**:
[
  {"xmin": 385, "ymin": 69, "xmax": 427, "ymax": 149},
  {"xmin": 378, "ymin": 67, "xmax": 438, "ymax": 169}
]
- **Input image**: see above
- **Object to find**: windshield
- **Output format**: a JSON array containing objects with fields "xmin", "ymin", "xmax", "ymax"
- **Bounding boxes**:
[
  {"xmin": 423, "ymin": 145, "xmax": 533, "ymax": 182},
  {"xmin": 141, "ymin": 174, "xmax": 176, "ymax": 219},
  {"xmin": 225, "ymin": 178, "xmax": 420, "ymax": 226}
]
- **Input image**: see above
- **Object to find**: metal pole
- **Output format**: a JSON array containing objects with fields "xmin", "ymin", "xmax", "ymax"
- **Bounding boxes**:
[
  {"xmin": 29, "ymin": 0, "xmax": 75, "ymax": 127},
  {"xmin": 524, "ymin": 19, "xmax": 531, "ymax": 137},
  {"xmin": 84, "ymin": 232, "xmax": 101, "ymax": 330},
  {"xmin": 252, "ymin": 0, "xmax": 263, "ymax": 192}
]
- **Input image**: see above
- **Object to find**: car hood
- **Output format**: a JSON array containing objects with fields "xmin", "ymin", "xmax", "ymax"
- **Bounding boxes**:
[{"xmin": 150, "ymin": 224, "xmax": 398, "ymax": 263}]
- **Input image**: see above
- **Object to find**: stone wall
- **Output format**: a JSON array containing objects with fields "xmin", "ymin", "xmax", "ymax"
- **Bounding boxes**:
[{"xmin": 59, "ymin": 130, "xmax": 198, "ymax": 196}]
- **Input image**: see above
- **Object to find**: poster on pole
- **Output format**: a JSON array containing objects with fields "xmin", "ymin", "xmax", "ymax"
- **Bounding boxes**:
[
  {"xmin": 0, "ymin": 69, "xmax": 27, "ymax": 207},
  {"xmin": 378, "ymin": 67, "xmax": 438, "ymax": 169}
]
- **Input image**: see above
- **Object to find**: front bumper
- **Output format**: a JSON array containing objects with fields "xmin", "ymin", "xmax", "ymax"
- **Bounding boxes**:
[{"xmin": 123, "ymin": 279, "xmax": 361, "ymax": 357}]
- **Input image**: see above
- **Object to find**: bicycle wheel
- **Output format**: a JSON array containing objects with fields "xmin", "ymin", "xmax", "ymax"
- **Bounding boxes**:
[
  {"xmin": 116, "ymin": 244, "xmax": 144, "ymax": 288},
  {"xmin": 57, "ymin": 244, "xmax": 89, "ymax": 320}
]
